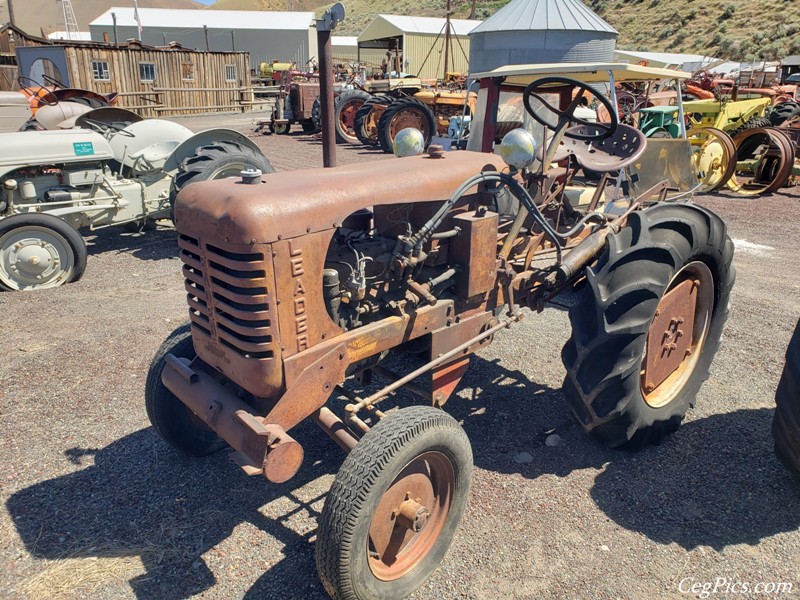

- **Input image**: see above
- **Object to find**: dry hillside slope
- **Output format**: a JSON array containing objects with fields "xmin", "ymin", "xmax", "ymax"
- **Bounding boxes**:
[{"xmin": 3, "ymin": 0, "xmax": 797, "ymax": 61}]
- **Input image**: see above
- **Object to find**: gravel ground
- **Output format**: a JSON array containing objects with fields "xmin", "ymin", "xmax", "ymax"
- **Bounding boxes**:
[{"xmin": 1, "ymin": 112, "xmax": 799, "ymax": 600}]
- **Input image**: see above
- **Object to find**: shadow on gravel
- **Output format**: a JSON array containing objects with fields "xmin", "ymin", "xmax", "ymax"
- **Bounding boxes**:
[
  {"xmin": 8, "ymin": 353, "xmax": 799, "ymax": 598},
  {"xmin": 6, "ymin": 419, "xmax": 336, "ymax": 599},
  {"xmin": 82, "ymin": 225, "xmax": 178, "ymax": 262}
]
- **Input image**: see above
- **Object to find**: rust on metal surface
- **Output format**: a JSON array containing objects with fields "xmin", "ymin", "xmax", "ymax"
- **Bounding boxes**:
[
  {"xmin": 160, "ymin": 355, "xmax": 303, "ymax": 483},
  {"xmin": 311, "ymin": 407, "xmax": 358, "ymax": 452},
  {"xmin": 431, "ymin": 357, "xmax": 471, "ymax": 406},
  {"xmin": 173, "ymin": 151, "xmax": 505, "ymax": 245},
  {"xmin": 643, "ymin": 279, "xmax": 697, "ymax": 393},
  {"xmin": 450, "ymin": 210, "xmax": 499, "ymax": 299},
  {"xmin": 178, "ymin": 234, "xmax": 283, "ymax": 402},
  {"xmin": 368, "ymin": 451, "xmax": 454, "ymax": 582},
  {"xmin": 642, "ymin": 261, "xmax": 714, "ymax": 409},
  {"xmin": 272, "ymin": 232, "xmax": 342, "ymax": 359}
]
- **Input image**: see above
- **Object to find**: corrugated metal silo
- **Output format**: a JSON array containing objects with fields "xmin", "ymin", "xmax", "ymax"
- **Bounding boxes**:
[{"xmin": 469, "ymin": 0, "xmax": 618, "ymax": 74}]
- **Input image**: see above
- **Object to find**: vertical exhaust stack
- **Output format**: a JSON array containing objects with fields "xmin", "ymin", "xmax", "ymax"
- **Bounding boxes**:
[{"xmin": 316, "ymin": 3, "xmax": 346, "ymax": 168}]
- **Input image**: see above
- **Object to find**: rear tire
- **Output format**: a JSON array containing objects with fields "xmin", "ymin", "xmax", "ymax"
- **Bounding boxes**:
[
  {"xmin": 0, "ymin": 213, "xmax": 87, "ymax": 291},
  {"xmin": 354, "ymin": 95, "xmax": 392, "ymax": 146},
  {"xmin": 769, "ymin": 101, "xmax": 800, "ymax": 126},
  {"xmin": 172, "ymin": 140, "xmax": 273, "ymax": 206},
  {"xmin": 772, "ymin": 319, "xmax": 800, "ymax": 479},
  {"xmin": 561, "ymin": 204, "xmax": 735, "ymax": 449},
  {"xmin": 334, "ymin": 90, "xmax": 371, "ymax": 144},
  {"xmin": 316, "ymin": 406, "xmax": 472, "ymax": 600},
  {"xmin": 377, "ymin": 98, "xmax": 436, "ymax": 154},
  {"xmin": 145, "ymin": 323, "xmax": 227, "ymax": 456}
]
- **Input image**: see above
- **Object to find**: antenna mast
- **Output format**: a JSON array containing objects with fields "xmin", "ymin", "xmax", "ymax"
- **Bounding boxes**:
[{"xmin": 59, "ymin": 0, "xmax": 80, "ymax": 40}]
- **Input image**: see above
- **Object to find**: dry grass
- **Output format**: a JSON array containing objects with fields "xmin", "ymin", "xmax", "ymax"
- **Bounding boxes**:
[{"xmin": 16, "ymin": 545, "xmax": 148, "ymax": 599}]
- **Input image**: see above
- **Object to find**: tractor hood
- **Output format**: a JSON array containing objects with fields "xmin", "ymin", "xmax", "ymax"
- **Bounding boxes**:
[
  {"xmin": 0, "ymin": 129, "xmax": 114, "ymax": 179},
  {"xmin": 175, "ymin": 150, "xmax": 504, "ymax": 245}
]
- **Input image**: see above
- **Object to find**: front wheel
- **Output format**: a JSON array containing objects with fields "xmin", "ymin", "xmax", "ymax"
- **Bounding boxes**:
[
  {"xmin": 0, "ymin": 213, "xmax": 87, "ymax": 291},
  {"xmin": 316, "ymin": 406, "xmax": 472, "ymax": 600},
  {"xmin": 562, "ymin": 203, "xmax": 735, "ymax": 449}
]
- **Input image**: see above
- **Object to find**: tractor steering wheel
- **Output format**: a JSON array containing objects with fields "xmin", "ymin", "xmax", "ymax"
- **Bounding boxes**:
[
  {"xmin": 17, "ymin": 76, "xmax": 59, "ymax": 107},
  {"xmin": 41, "ymin": 73, "xmax": 66, "ymax": 89},
  {"xmin": 522, "ymin": 76, "xmax": 618, "ymax": 141},
  {"xmin": 81, "ymin": 118, "xmax": 136, "ymax": 138}
]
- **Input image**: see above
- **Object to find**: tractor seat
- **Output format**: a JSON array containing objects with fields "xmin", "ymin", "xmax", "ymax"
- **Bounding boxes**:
[{"xmin": 542, "ymin": 124, "xmax": 646, "ymax": 173}]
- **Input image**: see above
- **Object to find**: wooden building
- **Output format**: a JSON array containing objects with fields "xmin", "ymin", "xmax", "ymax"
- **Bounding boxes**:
[{"xmin": 1, "ymin": 24, "xmax": 253, "ymax": 117}]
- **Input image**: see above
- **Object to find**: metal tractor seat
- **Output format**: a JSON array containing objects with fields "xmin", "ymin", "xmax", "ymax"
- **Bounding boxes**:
[{"xmin": 543, "ymin": 123, "xmax": 646, "ymax": 172}]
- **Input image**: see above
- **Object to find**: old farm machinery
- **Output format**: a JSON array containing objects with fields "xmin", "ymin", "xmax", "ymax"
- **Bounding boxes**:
[{"xmin": 148, "ymin": 62, "xmax": 734, "ymax": 599}]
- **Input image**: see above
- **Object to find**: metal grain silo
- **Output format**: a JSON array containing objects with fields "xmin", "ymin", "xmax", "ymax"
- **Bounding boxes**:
[{"xmin": 469, "ymin": 0, "xmax": 618, "ymax": 74}]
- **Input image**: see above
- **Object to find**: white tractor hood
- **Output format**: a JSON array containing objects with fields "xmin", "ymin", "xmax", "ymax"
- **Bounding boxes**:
[{"xmin": 0, "ymin": 130, "xmax": 115, "ymax": 179}]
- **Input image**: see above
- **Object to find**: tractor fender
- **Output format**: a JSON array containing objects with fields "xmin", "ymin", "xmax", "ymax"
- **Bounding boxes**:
[{"xmin": 163, "ymin": 128, "xmax": 262, "ymax": 174}]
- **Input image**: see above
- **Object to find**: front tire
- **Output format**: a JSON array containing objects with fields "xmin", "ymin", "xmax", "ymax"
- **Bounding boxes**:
[
  {"xmin": 0, "ymin": 213, "xmax": 87, "ymax": 291},
  {"xmin": 772, "ymin": 319, "xmax": 800, "ymax": 479},
  {"xmin": 377, "ymin": 98, "xmax": 436, "ymax": 154},
  {"xmin": 145, "ymin": 323, "xmax": 227, "ymax": 456},
  {"xmin": 562, "ymin": 204, "xmax": 735, "ymax": 449},
  {"xmin": 316, "ymin": 406, "xmax": 472, "ymax": 600}
]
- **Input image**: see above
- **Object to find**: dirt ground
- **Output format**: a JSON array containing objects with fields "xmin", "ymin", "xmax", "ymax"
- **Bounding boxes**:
[{"xmin": 1, "ymin": 112, "xmax": 799, "ymax": 600}]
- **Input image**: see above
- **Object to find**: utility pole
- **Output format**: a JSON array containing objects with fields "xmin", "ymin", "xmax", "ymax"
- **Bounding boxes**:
[
  {"xmin": 469, "ymin": 0, "xmax": 477, "ymax": 19},
  {"xmin": 443, "ymin": 0, "xmax": 452, "ymax": 76},
  {"xmin": 7, "ymin": 0, "xmax": 15, "ymax": 26}
]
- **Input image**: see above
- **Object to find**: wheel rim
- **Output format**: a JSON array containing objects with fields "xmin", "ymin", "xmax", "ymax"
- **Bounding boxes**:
[
  {"xmin": 694, "ymin": 129, "xmax": 736, "ymax": 192},
  {"xmin": 389, "ymin": 108, "xmax": 431, "ymax": 142},
  {"xmin": 642, "ymin": 261, "xmax": 714, "ymax": 408},
  {"xmin": 208, "ymin": 162, "xmax": 250, "ymax": 180},
  {"xmin": 0, "ymin": 225, "xmax": 75, "ymax": 290},
  {"xmin": 366, "ymin": 105, "xmax": 388, "ymax": 143},
  {"xmin": 338, "ymin": 99, "xmax": 365, "ymax": 141},
  {"xmin": 274, "ymin": 123, "xmax": 289, "ymax": 134},
  {"xmin": 367, "ymin": 451, "xmax": 454, "ymax": 582},
  {"xmin": 727, "ymin": 128, "xmax": 794, "ymax": 196}
]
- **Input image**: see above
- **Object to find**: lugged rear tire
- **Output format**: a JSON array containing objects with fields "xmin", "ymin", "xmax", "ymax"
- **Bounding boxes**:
[
  {"xmin": 145, "ymin": 323, "xmax": 227, "ymax": 456},
  {"xmin": 316, "ymin": 406, "xmax": 472, "ymax": 600},
  {"xmin": 354, "ymin": 95, "xmax": 392, "ymax": 146},
  {"xmin": 561, "ymin": 203, "xmax": 735, "ymax": 450},
  {"xmin": 377, "ymin": 97, "xmax": 436, "ymax": 154},
  {"xmin": 334, "ymin": 90, "xmax": 371, "ymax": 144},
  {"xmin": 172, "ymin": 140, "xmax": 274, "ymax": 206},
  {"xmin": 772, "ymin": 319, "xmax": 800, "ymax": 479}
]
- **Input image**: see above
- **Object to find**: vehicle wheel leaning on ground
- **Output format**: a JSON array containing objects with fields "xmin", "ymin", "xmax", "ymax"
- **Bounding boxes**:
[
  {"xmin": 0, "ymin": 213, "xmax": 87, "ymax": 291},
  {"xmin": 316, "ymin": 405, "xmax": 472, "ymax": 600},
  {"xmin": 145, "ymin": 322, "xmax": 227, "ymax": 456},
  {"xmin": 562, "ymin": 203, "xmax": 735, "ymax": 450},
  {"xmin": 171, "ymin": 140, "xmax": 274, "ymax": 204},
  {"xmin": 334, "ymin": 89, "xmax": 371, "ymax": 144},
  {"xmin": 377, "ymin": 98, "xmax": 436, "ymax": 154},
  {"xmin": 772, "ymin": 319, "xmax": 800, "ymax": 479}
]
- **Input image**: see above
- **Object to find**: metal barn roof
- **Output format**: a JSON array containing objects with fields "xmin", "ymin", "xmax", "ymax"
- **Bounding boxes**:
[
  {"xmin": 90, "ymin": 8, "xmax": 314, "ymax": 31},
  {"xmin": 360, "ymin": 14, "xmax": 482, "ymax": 40},
  {"xmin": 471, "ymin": 0, "xmax": 617, "ymax": 34}
]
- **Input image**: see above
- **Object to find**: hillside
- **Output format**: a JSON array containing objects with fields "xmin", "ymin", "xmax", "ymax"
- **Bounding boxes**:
[
  {"xmin": 587, "ymin": 0, "xmax": 800, "ymax": 61},
  {"xmin": 3, "ymin": 0, "xmax": 798, "ymax": 61}
]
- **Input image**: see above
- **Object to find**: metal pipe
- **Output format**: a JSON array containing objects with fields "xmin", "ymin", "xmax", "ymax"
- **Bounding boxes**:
[
  {"xmin": 311, "ymin": 407, "xmax": 358, "ymax": 452},
  {"xmin": 346, "ymin": 313, "xmax": 521, "ymax": 413},
  {"xmin": 371, "ymin": 365, "xmax": 431, "ymax": 401},
  {"xmin": 317, "ymin": 27, "xmax": 336, "ymax": 168}
]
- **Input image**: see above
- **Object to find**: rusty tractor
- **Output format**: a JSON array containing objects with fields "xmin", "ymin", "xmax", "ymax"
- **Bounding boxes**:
[
  {"xmin": 148, "ymin": 63, "xmax": 735, "ymax": 599},
  {"xmin": 773, "ymin": 319, "xmax": 800, "ymax": 479}
]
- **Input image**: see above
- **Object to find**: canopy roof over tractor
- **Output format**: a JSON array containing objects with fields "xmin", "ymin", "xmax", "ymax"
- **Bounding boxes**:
[{"xmin": 471, "ymin": 62, "xmax": 691, "ymax": 85}]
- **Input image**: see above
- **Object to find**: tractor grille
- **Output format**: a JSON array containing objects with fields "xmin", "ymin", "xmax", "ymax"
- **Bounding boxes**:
[{"xmin": 178, "ymin": 234, "xmax": 277, "ymax": 360}]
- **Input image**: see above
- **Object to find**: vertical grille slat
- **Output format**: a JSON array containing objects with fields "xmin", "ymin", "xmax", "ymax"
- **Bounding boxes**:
[{"xmin": 178, "ymin": 235, "xmax": 276, "ymax": 360}]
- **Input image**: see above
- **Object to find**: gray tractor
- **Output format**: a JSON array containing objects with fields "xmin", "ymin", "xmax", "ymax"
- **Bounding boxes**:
[{"xmin": 0, "ymin": 107, "xmax": 272, "ymax": 291}]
